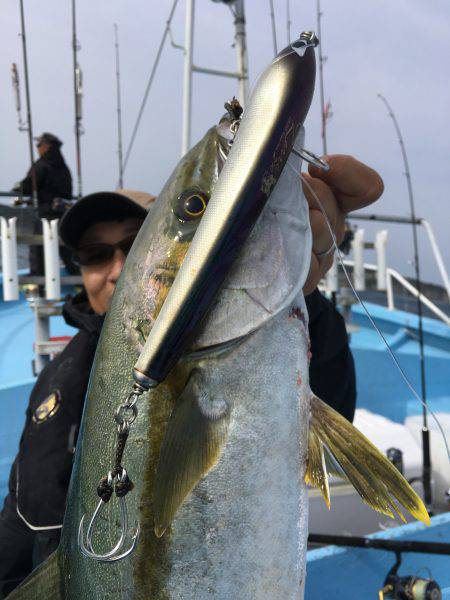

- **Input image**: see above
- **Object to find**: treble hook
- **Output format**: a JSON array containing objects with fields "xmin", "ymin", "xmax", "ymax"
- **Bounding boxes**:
[{"xmin": 78, "ymin": 470, "xmax": 140, "ymax": 563}]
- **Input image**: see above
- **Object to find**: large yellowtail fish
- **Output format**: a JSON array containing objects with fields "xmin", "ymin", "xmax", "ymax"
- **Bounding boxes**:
[{"xmin": 10, "ymin": 32, "xmax": 428, "ymax": 599}]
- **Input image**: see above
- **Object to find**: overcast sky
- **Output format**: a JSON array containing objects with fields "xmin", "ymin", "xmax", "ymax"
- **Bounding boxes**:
[{"xmin": 1, "ymin": 0, "xmax": 449, "ymax": 286}]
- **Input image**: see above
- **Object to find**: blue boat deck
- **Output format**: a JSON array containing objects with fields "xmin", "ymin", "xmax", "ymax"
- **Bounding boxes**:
[
  {"xmin": 306, "ymin": 513, "xmax": 450, "ymax": 598},
  {"xmin": 350, "ymin": 302, "xmax": 450, "ymax": 423}
]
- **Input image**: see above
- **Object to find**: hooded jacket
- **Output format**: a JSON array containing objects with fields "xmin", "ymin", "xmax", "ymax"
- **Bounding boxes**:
[
  {"xmin": 10, "ymin": 293, "xmax": 103, "ymax": 529},
  {"xmin": 15, "ymin": 147, "xmax": 73, "ymax": 218}
]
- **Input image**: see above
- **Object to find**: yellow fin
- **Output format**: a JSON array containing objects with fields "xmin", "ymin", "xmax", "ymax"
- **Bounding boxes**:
[
  {"xmin": 153, "ymin": 369, "xmax": 230, "ymax": 537},
  {"xmin": 305, "ymin": 425, "xmax": 330, "ymax": 509},
  {"xmin": 306, "ymin": 395, "xmax": 430, "ymax": 526}
]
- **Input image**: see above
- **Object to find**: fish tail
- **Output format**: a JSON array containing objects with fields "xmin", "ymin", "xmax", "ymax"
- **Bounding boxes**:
[
  {"xmin": 6, "ymin": 551, "xmax": 62, "ymax": 599},
  {"xmin": 305, "ymin": 395, "xmax": 430, "ymax": 526}
]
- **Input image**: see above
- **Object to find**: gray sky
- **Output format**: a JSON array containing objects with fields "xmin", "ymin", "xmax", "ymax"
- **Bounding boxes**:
[{"xmin": 1, "ymin": 0, "xmax": 449, "ymax": 286}]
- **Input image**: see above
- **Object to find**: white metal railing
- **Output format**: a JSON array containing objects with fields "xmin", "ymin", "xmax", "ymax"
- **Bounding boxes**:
[
  {"xmin": 386, "ymin": 267, "xmax": 450, "ymax": 326},
  {"xmin": 341, "ymin": 259, "xmax": 450, "ymax": 327},
  {"xmin": 421, "ymin": 219, "xmax": 450, "ymax": 301},
  {"xmin": 349, "ymin": 216, "xmax": 450, "ymax": 302},
  {"xmin": 0, "ymin": 217, "xmax": 19, "ymax": 300},
  {"xmin": 0, "ymin": 218, "xmax": 61, "ymax": 301},
  {"xmin": 41, "ymin": 218, "xmax": 61, "ymax": 300}
]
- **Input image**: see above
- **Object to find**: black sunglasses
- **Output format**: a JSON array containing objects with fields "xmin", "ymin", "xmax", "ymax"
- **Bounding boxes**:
[{"xmin": 73, "ymin": 233, "xmax": 137, "ymax": 267}]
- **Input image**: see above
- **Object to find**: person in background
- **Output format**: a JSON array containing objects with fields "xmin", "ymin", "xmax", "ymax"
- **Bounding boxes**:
[
  {"xmin": 12, "ymin": 132, "xmax": 74, "ymax": 276},
  {"xmin": 0, "ymin": 190, "xmax": 155, "ymax": 597},
  {"xmin": 0, "ymin": 155, "xmax": 383, "ymax": 596}
]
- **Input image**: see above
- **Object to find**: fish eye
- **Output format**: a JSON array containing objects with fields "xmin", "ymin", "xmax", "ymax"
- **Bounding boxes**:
[{"xmin": 174, "ymin": 189, "xmax": 209, "ymax": 222}]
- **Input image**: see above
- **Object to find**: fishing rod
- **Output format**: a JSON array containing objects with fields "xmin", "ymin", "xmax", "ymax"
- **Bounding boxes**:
[
  {"xmin": 268, "ymin": 0, "xmax": 278, "ymax": 55},
  {"xmin": 316, "ymin": 0, "xmax": 327, "ymax": 156},
  {"xmin": 378, "ymin": 93, "xmax": 432, "ymax": 513},
  {"xmin": 72, "ymin": 0, "xmax": 83, "ymax": 199},
  {"xmin": 309, "ymin": 533, "xmax": 450, "ymax": 556},
  {"xmin": 122, "ymin": 0, "xmax": 180, "ymax": 174},
  {"xmin": 286, "ymin": 0, "xmax": 291, "ymax": 44},
  {"xmin": 18, "ymin": 0, "xmax": 37, "ymax": 209},
  {"xmin": 11, "ymin": 63, "xmax": 27, "ymax": 131},
  {"xmin": 114, "ymin": 23, "xmax": 124, "ymax": 189},
  {"xmin": 315, "ymin": 0, "xmax": 337, "ymax": 306}
]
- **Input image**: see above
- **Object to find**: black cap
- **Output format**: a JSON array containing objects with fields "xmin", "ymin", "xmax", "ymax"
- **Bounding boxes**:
[
  {"xmin": 60, "ymin": 189, "xmax": 156, "ymax": 249},
  {"xmin": 34, "ymin": 132, "xmax": 63, "ymax": 147}
]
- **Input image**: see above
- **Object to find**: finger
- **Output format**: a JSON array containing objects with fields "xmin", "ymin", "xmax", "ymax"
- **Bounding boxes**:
[
  {"xmin": 308, "ymin": 155, "xmax": 384, "ymax": 214},
  {"xmin": 309, "ymin": 208, "xmax": 334, "ymax": 255},
  {"xmin": 301, "ymin": 173, "xmax": 338, "ymax": 229},
  {"xmin": 317, "ymin": 251, "xmax": 334, "ymax": 280}
]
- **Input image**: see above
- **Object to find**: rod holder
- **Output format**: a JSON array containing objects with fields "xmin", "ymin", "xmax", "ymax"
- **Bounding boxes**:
[
  {"xmin": 352, "ymin": 228, "xmax": 365, "ymax": 291},
  {"xmin": 41, "ymin": 219, "xmax": 61, "ymax": 300},
  {"xmin": 375, "ymin": 229, "xmax": 388, "ymax": 291},
  {"xmin": 1, "ymin": 217, "xmax": 19, "ymax": 301}
]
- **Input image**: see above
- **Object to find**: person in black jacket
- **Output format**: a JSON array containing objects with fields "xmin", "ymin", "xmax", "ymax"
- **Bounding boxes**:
[
  {"xmin": 307, "ymin": 289, "xmax": 356, "ymax": 422},
  {"xmin": 12, "ymin": 133, "xmax": 73, "ymax": 276},
  {"xmin": 0, "ymin": 189, "xmax": 155, "ymax": 598},
  {"xmin": 0, "ymin": 155, "xmax": 383, "ymax": 597}
]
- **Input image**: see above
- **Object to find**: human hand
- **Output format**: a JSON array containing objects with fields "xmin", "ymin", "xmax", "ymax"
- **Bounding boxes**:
[{"xmin": 302, "ymin": 155, "xmax": 384, "ymax": 295}]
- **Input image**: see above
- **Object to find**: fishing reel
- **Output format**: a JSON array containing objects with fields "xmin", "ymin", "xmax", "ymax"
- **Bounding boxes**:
[
  {"xmin": 379, "ymin": 552, "xmax": 441, "ymax": 600},
  {"xmin": 379, "ymin": 575, "xmax": 441, "ymax": 600}
]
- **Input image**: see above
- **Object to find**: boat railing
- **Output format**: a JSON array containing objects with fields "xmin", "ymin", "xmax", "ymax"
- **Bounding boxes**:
[
  {"xmin": 1, "ymin": 210, "xmax": 81, "ymax": 373},
  {"xmin": 1, "ymin": 214, "xmax": 82, "ymax": 300},
  {"xmin": 386, "ymin": 268, "xmax": 450, "ymax": 325},
  {"xmin": 340, "ymin": 260, "xmax": 450, "ymax": 327},
  {"xmin": 321, "ymin": 215, "xmax": 450, "ymax": 326},
  {"xmin": 349, "ymin": 213, "xmax": 450, "ymax": 302}
]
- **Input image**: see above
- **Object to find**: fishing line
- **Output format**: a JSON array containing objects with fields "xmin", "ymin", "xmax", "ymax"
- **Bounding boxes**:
[
  {"xmin": 122, "ymin": 0, "xmax": 180, "ymax": 177},
  {"xmin": 297, "ymin": 170, "xmax": 450, "ymax": 461}
]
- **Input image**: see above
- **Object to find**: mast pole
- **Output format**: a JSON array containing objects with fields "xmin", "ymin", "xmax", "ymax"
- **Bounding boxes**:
[
  {"xmin": 378, "ymin": 93, "xmax": 432, "ymax": 511},
  {"xmin": 19, "ymin": 0, "xmax": 37, "ymax": 208},
  {"xmin": 234, "ymin": 0, "xmax": 249, "ymax": 107},
  {"xmin": 316, "ymin": 0, "xmax": 327, "ymax": 155},
  {"xmin": 114, "ymin": 23, "xmax": 124, "ymax": 189},
  {"xmin": 72, "ymin": 0, "xmax": 83, "ymax": 198},
  {"xmin": 181, "ymin": 0, "xmax": 195, "ymax": 156}
]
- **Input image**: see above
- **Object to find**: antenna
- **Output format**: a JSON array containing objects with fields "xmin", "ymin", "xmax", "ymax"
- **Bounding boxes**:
[
  {"xmin": 72, "ymin": 0, "xmax": 83, "ymax": 199},
  {"xmin": 114, "ymin": 23, "xmax": 124, "ymax": 189},
  {"xmin": 18, "ymin": 0, "xmax": 37, "ymax": 208},
  {"xmin": 378, "ymin": 93, "xmax": 432, "ymax": 512},
  {"xmin": 316, "ymin": 0, "xmax": 327, "ymax": 155}
]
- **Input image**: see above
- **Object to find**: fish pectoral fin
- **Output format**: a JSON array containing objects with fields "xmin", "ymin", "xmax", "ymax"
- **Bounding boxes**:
[
  {"xmin": 154, "ymin": 369, "xmax": 231, "ymax": 538},
  {"xmin": 6, "ymin": 550, "xmax": 61, "ymax": 599},
  {"xmin": 305, "ymin": 395, "xmax": 430, "ymax": 526}
]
